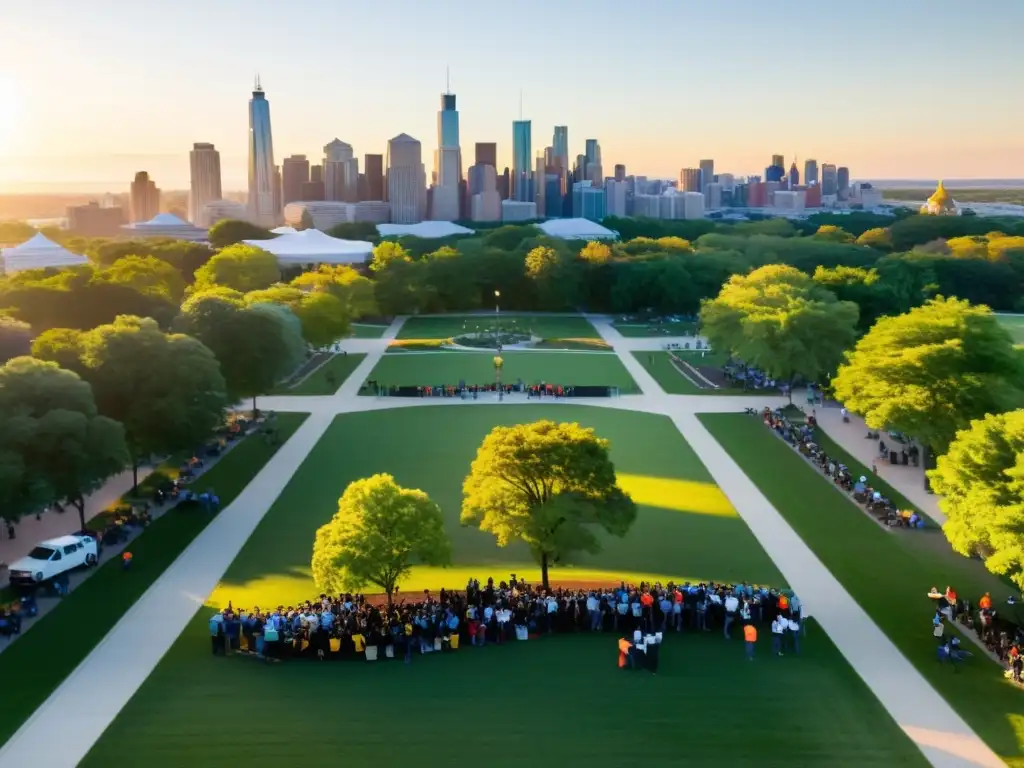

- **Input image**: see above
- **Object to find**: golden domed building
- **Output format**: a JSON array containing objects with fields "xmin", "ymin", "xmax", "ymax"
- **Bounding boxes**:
[{"xmin": 920, "ymin": 180, "xmax": 958, "ymax": 215}]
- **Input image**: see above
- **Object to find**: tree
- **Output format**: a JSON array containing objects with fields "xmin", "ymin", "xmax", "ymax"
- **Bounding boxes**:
[
  {"xmin": 174, "ymin": 292, "xmax": 305, "ymax": 410},
  {"xmin": 578, "ymin": 241, "xmax": 613, "ymax": 264},
  {"xmin": 461, "ymin": 420, "xmax": 637, "ymax": 588},
  {"xmin": 812, "ymin": 225, "xmax": 855, "ymax": 243},
  {"xmin": 812, "ymin": 265, "xmax": 893, "ymax": 330},
  {"xmin": 207, "ymin": 219, "xmax": 276, "ymax": 249},
  {"xmin": 0, "ymin": 316, "xmax": 31, "ymax": 364},
  {"xmin": 311, "ymin": 474, "xmax": 451, "ymax": 606},
  {"xmin": 193, "ymin": 244, "xmax": 280, "ymax": 293},
  {"xmin": 298, "ymin": 208, "xmax": 315, "ymax": 231},
  {"xmin": 0, "ymin": 357, "xmax": 128, "ymax": 528},
  {"xmin": 525, "ymin": 245, "xmax": 579, "ymax": 309},
  {"xmin": 34, "ymin": 316, "xmax": 227, "ymax": 489},
  {"xmin": 369, "ymin": 241, "xmax": 412, "ymax": 273},
  {"xmin": 928, "ymin": 410, "xmax": 1024, "ymax": 590},
  {"xmin": 700, "ymin": 264, "xmax": 859, "ymax": 399},
  {"xmin": 855, "ymin": 227, "xmax": 892, "ymax": 251},
  {"xmin": 98, "ymin": 254, "xmax": 186, "ymax": 302},
  {"xmin": 244, "ymin": 284, "xmax": 349, "ymax": 347},
  {"xmin": 326, "ymin": 221, "xmax": 380, "ymax": 242},
  {"xmin": 832, "ymin": 297, "xmax": 1024, "ymax": 454},
  {"xmin": 291, "ymin": 265, "xmax": 378, "ymax": 319}
]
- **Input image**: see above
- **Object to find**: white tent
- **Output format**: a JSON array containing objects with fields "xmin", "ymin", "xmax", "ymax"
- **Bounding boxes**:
[
  {"xmin": 536, "ymin": 218, "xmax": 617, "ymax": 240},
  {"xmin": 243, "ymin": 228, "xmax": 373, "ymax": 265},
  {"xmin": 1, "ymin": 233, "xmax": 90, "ymax": 274},
  {"xmin": 376, "ymin": 221, "xmax": 474, "ymax": 239},
  {"xmin": 120, "ymin": 213, "xmax": 208, "ymax": 241},
  {"xmin": 271, "ymin": 226, "xmax": 298, "ymax": 234}
]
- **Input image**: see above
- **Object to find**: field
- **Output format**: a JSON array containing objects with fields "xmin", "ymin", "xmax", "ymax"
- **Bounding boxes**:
[
  {"xmin": 996, "ymin": 313, "xmax": 1024, "ymax": 344},
  {"xmin": 79, "ymin": 405, "xmax": 923, "ymax": 767},
  {"xmin": 632, "ymin": 350, "xmax": 738, "ymax": 395},
  {"xmin": 279, "ymin": 353, "xmax": 365, "ymax": 395},
  {"xmin": 348, "ymin": 323, "xmax": 390, "ymax": 339},
  {"xmin": 396, "ymin": 314, "xmax": 600, "ymax": 340},
  {"xmin": 365, "ymin": 351, "xmax": 640, "ymax": 393},
  {"xmin": 700, "ymin": 413, "xmax": 1024, "ymax": 764},
  {"xmin": 613, "ymin": 319, "xmax": 698, "ymax": 337}
]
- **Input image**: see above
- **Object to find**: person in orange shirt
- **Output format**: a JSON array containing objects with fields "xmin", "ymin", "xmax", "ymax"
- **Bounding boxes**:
[
  {"xmin": 122, "ymin": 551, "xmax": 133, "ymax": 571},
  {"xmin": 744, "ymin": 623, "xmax": 757, "ymax": 660},
  {"xmin": 618, "ymin": 637, "xmax": 634, "ymax": 669},
  {"xmin": 979, "ymin": 592, "xmax": 992, "ymax": 610}
]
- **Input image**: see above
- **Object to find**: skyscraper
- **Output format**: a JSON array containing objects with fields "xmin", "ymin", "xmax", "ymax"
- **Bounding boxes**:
[
  {"xmin": 431, "ymin": 89, "xmax": 462, "ymax": 221},
  {"xmin": 804, "ymin": 159, "xmax": 819, "ymax": 186},
  {"xmin": 247, "ymin": 79, "xmax": 277, "ymax": 227},
  {"xmin": 364, "ymin": 154, "xmax": 384, "ymax": 200},
  {"xmin": 512, "ymin": 120, "xmax": 532, "ymax": 201},
  {"xmin": 552, "ymin": 126, "xmax": 569, "ymax": 170},
  {"xmin": 282, "ymin": 155, "xmax": 310, "ymax": 206},
  {"xmin": 837, "ymin": 167, "xmax": 850, "ymax": 200},
  {"xmin": 130, "ymin": 171, "xmax": 160, "ymax": 222},
  {"xmin": 821, "ymin": 163, "xmax": 838, "ymax": 196},
  {"xmin": 614, "ymin": 164, "xmax": 626, "ymax": 182},
  {"xmin": 771, "ymin": 154, "xmax": 785, "ymax": 169},
  {"xmin": 387, "ymin": 133, "xmax": 426, "ymax": 224},
  {"xmin": 585, "ymin": 139, "xmax": 602, "ymax": 184},
  {"xmin": 188, "ymin": 143, "xmax": 221, "ymax": 226},
  {"xmin": 789, "ymin": 162, "xmax": 800, "ymax": 188},
  {"xmin": 679, "ymin": 168, "xmax": 702, "ymax": 193},
  {"xmin": 324, "ymin": 139, "xmax": 358, "ymax": 202},
  {"xmin": 475, "ymin": 142, "xmax": 497, "ymax": 168},
  {"xmin": 699, "ymin": 159, "xmax": 714, "ymax": 193}
]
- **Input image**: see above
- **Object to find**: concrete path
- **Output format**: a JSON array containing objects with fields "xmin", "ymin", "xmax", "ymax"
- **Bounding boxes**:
[{"xmin": 2, "ymin": 313, "xmax": 1002, "ymax": 768}]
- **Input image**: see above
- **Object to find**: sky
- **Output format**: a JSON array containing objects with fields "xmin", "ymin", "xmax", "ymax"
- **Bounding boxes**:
[{"xmin": 0, "ymin": 0, "xmax": 1021, "ymax": 193}]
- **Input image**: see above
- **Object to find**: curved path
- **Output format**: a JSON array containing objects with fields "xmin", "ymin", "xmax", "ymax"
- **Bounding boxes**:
[{"xmin": 0, "ymin": 316, "xmax": 1002, "ymax": 768}]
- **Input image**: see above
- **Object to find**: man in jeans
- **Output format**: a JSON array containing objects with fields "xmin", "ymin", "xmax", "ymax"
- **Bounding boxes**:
[
  {"xmin": 744, "ymin": 623, "xmax": 757, "ymax": 660},
  {"xmin": 723, "ymin": 593, "xmax": 739, "ymax": 639},
  {"xmin": 771, "ymin": 615, "xmax": 785, "ymax": 656},
  {"xmin": 587, "ymin": 592, "xmax": 601, "ymax": 631},
  {"xmin": 696, "ymin": 594, "xmax": 708, "ymax": 631}
]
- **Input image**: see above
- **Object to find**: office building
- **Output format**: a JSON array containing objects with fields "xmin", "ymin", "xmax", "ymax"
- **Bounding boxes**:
[
  {"xmin": 771, "ymin": 154, "xmax": 785, "ymax": 170},
  {"xmin": 475, "ymin": 142, "xmax": 497, "ymax": 168},
  {"xmin": 67, "ymin": 202, "xmax": 124, "ymax": 236},
  {"xmin": 765, "ymin": 162, "xmax": 785, "ymax": 183},
  {"xmin": 572, "ymin": 181, "xmax": 606, "ymax": 220},
  {"xmin": 512, "ymin": 119, "xmax": 532, "ymax": 201},
  {"xmin": 273, "ymin": 165, "xmax": 282, "ymax": 219},
  {"xmin": 311, "ymin": 164, "xmax": 323, "ymax": 184},
  {"xmin": 284, "ymin": 200, "xmax": 390, "ymax": 230},
  {"xmin": 604, "ymin": 179, "xmax": 627, "ymax": 217},
  {"xmin": 247, "ymin": 79, "xmax": 278, "ymax": 227},
  {"xmin": 552, "ymin": 126, "xmax": 569, "ymax": 170},
  {"xmin": 387, "ymin": 133, "xmax": 426, "ymax": 224},
  {"xmin": 363, "ymin": 154, "xmax": 384, "ymax": 201},
  {"xmin": 188, "ymin": 142, "xmax": 222, "ymax": 226},
  {"xmin": 129, "ymin": 171, "xmax": 160, "ymax": 223},
  {"xmin": 282, "ymin": 155, "xmax": 310, "ymax": 206},
  {"xmin": 544, "ymin": 173, "xmax": 564, "ymax": 218},
  {"xmin": 301, "ymin": 180, "xmax": 325, "ymax": 201},
  {"xmin": 717, "ymin": 173, "xmax": 735, "ymax": 191},
  {"xmin": 789, "ymin": 162, "xmax": 800, "ymax": 189},
  {"xmin": 498, "ymin": 167, "xmax": 510, "ymax": 200},
  {"xmin": 679, "ymin": 167, "xmax": 702, "ymax": 193},
  {"xmin": 202, "ymin": 199, "xmax": 247, "ymax": 227},
  {"xmin": 821, "ymin": 163, "xmax": 838, "ymax": 196},
  {"xmin": 469, "ymin": 163, "xmax": 502, "ymax": 222},
  {"xmin": 706, "ymin": 182, "xmax": 722, "ymax": 209},
  {"xmin": 803, "ymin": 184, "xmax": 823, "ymax": 208},
  {"xmin": 534, "ymin": 153, "xmax": 546, "ymax": 218},
  {"xmin": 323, "ymin": 139, "xmax": 358, "ymax": 203},
  {"xmin": 772, "ymin": 190, "xmax": 806, "ymax": 211},
  {"xmin": 431, "ymin": 90, "xmax": 462, "ymax": 221},
  {"xmin": 699, "ymin": 159, "xmax": 714, "ymax": 193},
  {"xmin": 804, "ymin": 159, "xmax": 819, "ymax": 186},
  {"xmin": 584, "ymin": 139, "xmax": 603, "ymax": 185},
  {"xmin": 501, "ymin": 200, "xmax": 537, "ymax": 222},
  {"xmin": 614, "ymin": 164, "xmax": 626, "ymax": 182},
  {"xmin": 837, "ymin": 167, "xmax": 850, "ymax": 200}
]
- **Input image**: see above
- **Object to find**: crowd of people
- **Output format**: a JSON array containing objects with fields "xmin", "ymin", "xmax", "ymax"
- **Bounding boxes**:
[
  {"xmin": 210, "ymin": 576, "xmax": 805, "ymax": 664},
  {"xmin": 931, "ymin": 586, "xmax": 1024, "ymax": 682},
  {"xmin": 365, "ymin": 381, "xmax": 592, "ymax": 399}
]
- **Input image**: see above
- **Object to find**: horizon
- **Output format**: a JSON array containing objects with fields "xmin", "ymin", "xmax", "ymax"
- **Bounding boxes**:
[{"xmin": 1, "ymin": 0, "xmax": 1022, "ymax": 193}]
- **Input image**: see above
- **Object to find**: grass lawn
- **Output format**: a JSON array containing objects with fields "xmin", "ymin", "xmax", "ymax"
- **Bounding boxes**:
[
  {"xmin": 614, "ymin": 320, "xmax": 698, "ymax": 337},
  {"xmin": 365, "ymin": 351, "xmax": 641, "ymax": 393},
  {"xmin": 81, "ymin": 620, "xmax": 924, "ymax": 767},
  {"xmin": 632, "ymin": 351, "xmax": 740, "ymax": 395},
  {"xmin": 996, "ymin": 314, "xmax": 1024, "ymax": 344},
  {"xmin": 700, "ymin": 414, "xmax": 1024, "ymax": 765},
  {"xmin": 397, "ymin": 314, "xmax": 599, "ymax": 340},
  {"xmin": 0, "ymin": 413, "xmax": 309, "ymax": 747},
  {"xmin": 348, "ymin": 323, "xmax": 390, "ymax": 338},
  {"xmin": 281, "ymin": 353, "xmax": 365, "ymax": 395}
]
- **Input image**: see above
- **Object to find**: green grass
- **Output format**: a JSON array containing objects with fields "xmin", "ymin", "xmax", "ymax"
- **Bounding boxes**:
[
  {"xmin": 996, "ymin": 314, "xmax": 1024, "ymax": 344},
  {"xmin": 282, "ymin": 353, "xmax": 365, "ymax": 395},
  {"xmin": 700, "ymin": 413, "xmax": 1024, "ymax": 765},
  {"xmin": 348, "ymin": 323, "xmax": 390, "ymax": 338},
  {"xmin": 397, "ymin": 314, "xmax": 599, "ymax": 340},
  {"xmin": 365, "ymin": 351, "xmax": 641, "ymax": 393},
  {"xmin": 632, "ymin": 351, "xmax": 739, "ymax": 395},
  {"xmin": 614, "ymin": 321, "xmax": 698, "ymax": 337},
  {"xmin": 81, "ymin": 620, "xmax": 924, "ymax": 767},
  {"xmin": 0, "ymin": 413, "xmax": 308, "ymax": 747}
]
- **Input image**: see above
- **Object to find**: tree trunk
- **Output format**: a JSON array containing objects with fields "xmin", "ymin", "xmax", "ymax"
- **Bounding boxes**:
[
  {"xmin": 788, "ymin": 376, "xmax": 795, "ymax": 404},
  {"xmin": 72, "ymin": 495, "xmax": 86, "ymax": 531},
  {"xmin": 541, "ymin": 552, "xmax": 550, "ymax": 590},
  {"xmin": 252, "ymin": 395, "xmax": 258, "ymax": 418},
  {"xmin": 132, "ymin": 460, "xmax": 139, "ymax": 494}
]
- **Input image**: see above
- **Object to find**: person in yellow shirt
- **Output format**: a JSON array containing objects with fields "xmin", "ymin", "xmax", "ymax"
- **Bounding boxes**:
[
  {"xmin": 743, "ymin": 623, "xmax": 757, "ymax": 660},
  {"xmin": 352, "ymin": 632, "xmax": 366, "ymax": 654}
]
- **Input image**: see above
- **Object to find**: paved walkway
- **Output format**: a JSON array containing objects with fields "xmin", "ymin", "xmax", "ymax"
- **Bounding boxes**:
[{"xmin": 0, "ymin": 315, "xmax": 1001, "ymax": 768}]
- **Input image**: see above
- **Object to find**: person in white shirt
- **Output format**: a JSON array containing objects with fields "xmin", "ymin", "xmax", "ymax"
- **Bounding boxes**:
[
  {"xmin": 586, "ymin": 592, "xmax": 601, "ymax": 631},
  {"xmin": 724, "ymin": 594, "xmax": 739, "ymax": 639},
  {"xmin": 788, "ymin": 616, "xmax": 801, "ymax": 655},
  {"xmin": 771, "ymin": 616, "xmax": 785, "ymax": 656}
]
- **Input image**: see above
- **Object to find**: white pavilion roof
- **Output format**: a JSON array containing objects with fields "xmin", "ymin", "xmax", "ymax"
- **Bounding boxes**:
[
  {"xmin": 536, "ymin": 218, "xmax": 618, "ymax": 240},
  {"xmin": 243, "ymin": 228, "xmax": 374, "ymax": 265},
  {"xmin": 1, "ymin": 233, "xmax": 89, "ymax": 274},
  {"xmin": 376, "ymin": 221, "xmax": 474, "ymax": 239}
]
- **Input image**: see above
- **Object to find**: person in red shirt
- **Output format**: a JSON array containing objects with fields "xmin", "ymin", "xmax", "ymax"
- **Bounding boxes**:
[{"xmin": 979, "ymin": 592, "xmax": 992, "ymax": 610}]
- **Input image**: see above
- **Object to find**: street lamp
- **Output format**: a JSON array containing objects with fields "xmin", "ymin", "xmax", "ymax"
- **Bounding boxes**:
[
  {"xmin": 494, "ymin": 289, "xmax": 501, "ymax": 347},
  {"xmin": 494, "ymin": 355, "xmax": 504, "ymax": 401}
]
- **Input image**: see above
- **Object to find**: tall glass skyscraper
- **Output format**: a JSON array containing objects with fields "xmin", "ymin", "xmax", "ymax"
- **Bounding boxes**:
[
  {"xmin": 512, "ymin": 119, "xmax": 532, "ymax": 201},
  {"xmin": 432, "ymin": 91, "xmax": 462, "ymax": 220},
  {"xmin": 247, "ymin": 79, "xmax": 277, "ymax": 227},
  {"xmin": 552, "ymin": 126, "xmax": 568, "ymax": 169}
]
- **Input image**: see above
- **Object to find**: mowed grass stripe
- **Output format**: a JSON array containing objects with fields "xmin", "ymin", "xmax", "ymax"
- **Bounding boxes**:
[{"xmin": 397, "ymin": 314, "xmax": 600, "ymax": 340}]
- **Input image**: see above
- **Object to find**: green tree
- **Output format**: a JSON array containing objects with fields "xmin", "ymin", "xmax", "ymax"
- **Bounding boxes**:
[
  {"xmin": 855, "ymin": 227, "xmax": 892, "ymax": 251},
  {"xmin": 34, "ymin": 316, "xmax": 227, "ymax": 489},
  {"xmin": 207, "ymin": 219, "xmax": 276, "ymax": 249},
  {"xmin": 193, "ymin": 244, "xmax": 280, "ymax": 293},
  {"xmin": 298, "ymin": 208, "xmax": 315, "ymax": 231},
  {"xmin": 461, "ymin": 420, "xmax": 637, "ymax": 588},
  {"xmin": 0, "ymin": 315, "xmax": 31, "ymax": 364},
  {"xmin": 812, "ymin": 265, "xmax": 892, "ymax": 330},
  {"xmin": 832, "ymin": 297, "xmax": 1024, "ymax": 454},
  {"xmin": 292, "ymin": 265, "xmax": 378, "ymax": 319},
  {"xmin": 245, "ymin": 284, "xmax": 349, "ymax": 347},
  {"xmin": 98, "ymin": 254, "xmax": 186, "ymax": 302},
  {"xmin": 0, "ymin": 357, "xmax": 128, "ymax": 529},
  {"xmin": 369, "ymin": 241, "xmax": 412, "ymax": 272},
  {"xmin": 525, "ymin": 245, "xmax": 579, "ymax": 309},
  {"xmin": 312, "ymin": 474, "xmax": 451, "ymax": 606},
  {"xmin": 175, "ymin": 292, "xmax": 305, "ymax": 410},
  {"xmin": 812, "ymin": 224, "xmax": 855, "ymax": 243},
  {"xmin": 700, "ymin": 264, "xmax": 859, "ymax": 399},
  {"xmin": 928, "ymin": 410, "xmax": 1024, "ymax": 589},
  {"xmin": 326, "ymin": 221, "xmax": 380, "ymax": 242}
]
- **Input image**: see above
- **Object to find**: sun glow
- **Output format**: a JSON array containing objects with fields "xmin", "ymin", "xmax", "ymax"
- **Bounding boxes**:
[{"xmin": 0, "ymin": 74, "xmax": 26, "ymax": 150}]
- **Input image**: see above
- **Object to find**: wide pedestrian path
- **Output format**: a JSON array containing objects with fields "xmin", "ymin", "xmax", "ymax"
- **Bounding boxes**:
[{"xmin": 0, "ymin": 316, "xmax": 1001, "ymax": 768}]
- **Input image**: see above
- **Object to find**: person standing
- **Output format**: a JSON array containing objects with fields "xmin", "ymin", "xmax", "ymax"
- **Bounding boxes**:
[
  {"xmin": 724, "ymin": 593, "xmax": 739, "ymax": 639},
  {"xmin": 787, "ymin": 615, "xmax": 801, "ymax": 655},
  {"xmin": 743, "ymin": 623, "xmax": 757, "ymax": 660},
  {"xmin": 771, "ymin": 615, "xmax": 785, "ymax": 656}
]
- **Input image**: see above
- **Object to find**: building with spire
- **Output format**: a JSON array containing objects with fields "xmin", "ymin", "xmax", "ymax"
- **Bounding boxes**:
[
  {"xmin": 387, "ymin": 133, "xmax": 426, "ymax": 224},
  {"xmin": 921, "ymin": 180, "xmax": 958, "ymax": 215},
  {"xmin": 788, "ymin": 160, "xmax": 800, "ymax": 189},
  {"xmin": 247, "ymin": 77, "xmax": 278, "ymax": 227},
  {"xmin": 431, "ymin": 75, "xmax": 462, "ymax": 221}
]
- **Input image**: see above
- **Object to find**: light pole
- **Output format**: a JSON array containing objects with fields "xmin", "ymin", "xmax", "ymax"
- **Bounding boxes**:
[
  {"xmin": 494, "ymin": 355, "xmax": 504, "ymax": 401},
  {"xmin": 494, "ymin": 289, "xmax": 501, "ymax": 348}
]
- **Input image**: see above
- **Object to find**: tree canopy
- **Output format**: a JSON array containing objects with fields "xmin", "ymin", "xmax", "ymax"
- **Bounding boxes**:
[
  {"xmin": 0, "ymin": 315, "xmax": 31, "ymax": 364},
  {"xmin": 244, "ymin": 284, "xmax": 349, "ymax": 347},
  {"xmin": 290, "ymin": 264, "xmax": 378, "ymax": 319},
  {"xmin": 461, "ymin": 420, "xmax": 637, "ymax": 588},
  {"xmin": 832, "ymin": 297, "xmax": 1024, "ymax": 452},
  {"xmin": 193, "ymin": 244, "xmax": 280, "ymax": 294},
  {"xmin": 928, "ymin": 409, "xmax": 1024, "ymax": 590},
  {"xmin": 700, "ymin": 264, "xmax": 859, "ymax": 395},
  {"xmin": 0, "ymin": 356, "xmax": 128, "ymax": 528},
  {"xmin": 312, "ymin": 474, "xmax": 451, "ymax": 605},
  {"xmin": 207, "ymin": 219, "xmax": 276, "ymax": 249}
]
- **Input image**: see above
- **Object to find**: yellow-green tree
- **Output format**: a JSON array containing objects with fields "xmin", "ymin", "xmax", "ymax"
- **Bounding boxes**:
[
  {"xmin": 812, "ymin": 224, "xmax": 855, "ymax": 243},
  {"xmin": 312, "ymin": 474, "xmax": 451, "ymax": 606},
  {"xmin": 291, "ymin": 264, "xmax": 378, "ymax": 319},
  {"xmin": 193, "ymin": 244, "xmax": 279, "ymax": 293},
  {"xmin": 245, "ymin": 284, "xmax": 349, "ymax": 348},
  {"xmin": 461, "ymin": 420, "xmax": 636, "ymax": 588}
]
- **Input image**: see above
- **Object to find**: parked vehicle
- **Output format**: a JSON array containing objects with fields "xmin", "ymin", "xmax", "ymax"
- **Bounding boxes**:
[{"xmin": 7, "ymin": 534, "xmax": 99, "ymax": 586}]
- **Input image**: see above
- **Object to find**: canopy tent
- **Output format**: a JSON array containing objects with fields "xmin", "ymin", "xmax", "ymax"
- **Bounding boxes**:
[
  {"xmin": 376, "ymin": 221, "xmax": 474, "ymax": 239},
  {"xmin": 120, "ymin": 213, "xmax": 208, "ymax": 241},
  {"xmin": 243, "ymin": 228, "xmax": 373, "ymax": 265},
  {"xmin": 1, "ymin": 233, "xmax": 90, "ymax": 274},
  {"xmin": 536, "ymin": 218, "xmax": 618, "ymax": 240},
  {"xmin": 271, "ymin": 226, "xmax": 298, "ymax": 234}
]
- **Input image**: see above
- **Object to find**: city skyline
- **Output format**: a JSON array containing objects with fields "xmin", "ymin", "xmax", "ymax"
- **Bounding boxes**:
[{"xmin": 0, "ymin": 0, "xmax": 1020, "ymax": 193}]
